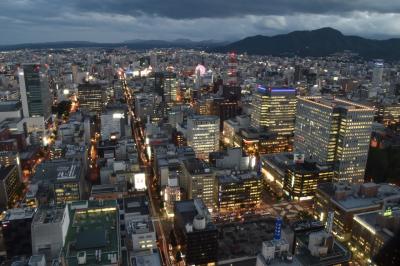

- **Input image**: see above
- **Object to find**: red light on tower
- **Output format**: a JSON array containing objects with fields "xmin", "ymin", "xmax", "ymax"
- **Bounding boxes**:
[{"xmin": 227, "ymin": 51, "xmax": 238, "ymax": 86}]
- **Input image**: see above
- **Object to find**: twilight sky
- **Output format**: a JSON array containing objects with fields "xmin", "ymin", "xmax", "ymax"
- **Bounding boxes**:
[{"xmin": 2, "ymin": 0, "xmax": 400, "ymax": 45}]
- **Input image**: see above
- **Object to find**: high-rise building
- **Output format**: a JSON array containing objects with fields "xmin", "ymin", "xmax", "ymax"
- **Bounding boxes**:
[
  {"xmin": 18, "ymin": 64, "xmax": 51, "ymax": 120},
  {"xmin": 181, "ymin": 158, "xmax": 216, "ymax": 211},
  {"xmin": 294, "ymin": 97, "xmax": 374, "ymax": 183},
  {"xmin": 100, "ymin": 104, "xmax": 128, "ymax": 140},
  {"xmin": 187, "ymin": 115, "xmax": 220, "ymax": 161},
  {"xmin": 216, "ymin": 172, "xmax": 262, "ymax": 213},
  {"xmin": 18, "ymin": 64, "xmax": 52, "ymax": 144},
  {"xmin": 251, "ymin": 86, "xmax": 297, "ymax": 152},
  {"xmin": 372, "ymin": 60, "xmax": 384, "ymax": 87},
  {"xmin": 164, "ymin": 72, "xmax": 178, "ymax": 103},
  {"xmin": 77, "ymin": 83, "xmax": 104, "ymax": 114},
  {"xmin": 0, "ymin": 164, "xmax": 22, "ymax": 209},
  {"xmin": 174, "ymin": 199, "xmax": 218, "ymax": 265},
  {"xmin": 153, "ymin": 71, "xmax": 178, "ymax": 103}
]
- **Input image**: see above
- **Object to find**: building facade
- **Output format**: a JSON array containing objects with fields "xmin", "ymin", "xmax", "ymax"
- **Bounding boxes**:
[
  {"xmin": 251, "ymin": 86, "xmax": 297, "ymax": 152},
  {"xmin": 294, "ymin": 97, "xmax": 374, "ymax": 183},
  {"xmin": 187, "ymin": 115, "xmax": 220, "ymax": 161}
]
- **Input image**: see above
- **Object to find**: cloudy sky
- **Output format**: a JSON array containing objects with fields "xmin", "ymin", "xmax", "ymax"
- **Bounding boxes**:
[{"xmin": 2, "ymin": 0, "xmax": 400, "ymax": 45}]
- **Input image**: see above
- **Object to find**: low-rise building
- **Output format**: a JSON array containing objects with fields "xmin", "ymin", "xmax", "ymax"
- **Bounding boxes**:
[
  {"xmin": 350, "ymin": 202, "xmax": 400, "ymax": 265},
  {"xmin": 31, "ymin": 206, "xmax": 70, "ymax": 261},
  {"xmin": 314, "ymin": 182, "xmax": 400, "ymax": 241},
  {"xmin": 174, "ymin": 199, "xmax": 218, "ymax": 266},
  {"xmin": 59, "ymin": 200, "xmax": 121, "ymax": 266}
]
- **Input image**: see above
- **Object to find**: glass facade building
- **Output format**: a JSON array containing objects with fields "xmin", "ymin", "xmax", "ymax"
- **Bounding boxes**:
[
  {"xmin": 251, "ymin": 86, "xmax": 297, "ymax": 153},
  {"xmin": 294, "ymin": 97, "xmax": 374, "ymax": 183}
]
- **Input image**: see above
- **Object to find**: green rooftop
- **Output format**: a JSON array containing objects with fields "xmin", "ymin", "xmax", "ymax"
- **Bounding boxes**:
[{"xmin": 61, "ymin": 200, "xmax": 121, "ymax": 266}]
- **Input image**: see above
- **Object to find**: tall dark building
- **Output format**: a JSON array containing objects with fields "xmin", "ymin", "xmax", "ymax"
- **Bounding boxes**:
[
  {"xmin": 174, "ymin": 199, "xmax": 218, "ymax": 265},
  {"xmin": 0, "ymin": 208, "xmax": 35, "ymax": 258},
  {"xmin": 154, "ymin": 72, "xmax": 164, "ymax": 97},
  {"xmin": 213, "ymin": 98, "xmax": 240, "ymax": 129},
  {"xmin": 19, "ymin": 64, "xmax": 51, "ymax": 119}
]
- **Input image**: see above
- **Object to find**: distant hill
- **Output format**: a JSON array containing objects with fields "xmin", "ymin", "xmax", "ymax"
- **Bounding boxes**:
[
  {"xmin": 213, "ymin": 27, "xmax": 400, "ymax": 60},
  {"xmin": 0, "ymin": 39, "xmax": 228, "ymax": 51}
]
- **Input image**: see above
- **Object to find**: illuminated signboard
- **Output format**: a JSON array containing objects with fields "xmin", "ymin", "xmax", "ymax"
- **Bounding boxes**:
[
  {"xmin": 257, "ymin": 85, "xmax": 296, "ymax": 94},
  {"xmin": 134, "ymin": 173, "xmax": 147, "ymax": 190}
]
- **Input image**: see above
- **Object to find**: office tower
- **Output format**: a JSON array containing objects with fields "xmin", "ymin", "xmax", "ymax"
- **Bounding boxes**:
[
  {"xmin": 187, "ymin": 115, "xmax": 220, "ymax": 161},
  {"xmin": 18, "ymin": 64, "xmax": 51, "ymax": 120},
  {"xmin": 174, "ymin": 199, "xmax": 218, "ymax": 265},
  {"xmin": 181, "ymin": 158, "xmax": 216, "ymax": 211},
  {"xmin": 77, "ymin": 83, "xmax": 104, "ymax": 114},
  {"xmin": 251, "ymin": 86, "xmax": 297, "ymax": 152},
  {"xmin": 372, "ymin": 60, "xmax": 384, "ymax": 87},
  {"xmin": 100, "ymin": 104, "xmax": 128, "ymax": 140},
  {"xmin": 0, "ymin": 208, "xmax": 35, "ymax": 258},
  {"xmin": 209, "ymin": 98, "xmax": 240, "ymax": 129},
  {"xmin": 164, "ymin": 72, "xmax": 178, "ymax": 103},
  {"xmin": 227, "ymin": 52, "xmax": 238, "ymax": 86},
  {"xmin": 0, "ymin": 165, "xmax": 22, "ymax": 209},
  {"xmin": 216, "ymin": 172, "xmax": 262, "ymax": 213},
  {"xmin": 150, "ymin": 53, "xmax": 158, "ymax": 70},
  {"xmin": 153, "ymin": 71, "xmax": 178, "ymax": 103},
  {"xmin": 294, "ymin": 97, "xmax": 374, "ymax": 183},
  {"xmin": 154, "ymin": 72, "xmax": 164, "ymax": 97}
]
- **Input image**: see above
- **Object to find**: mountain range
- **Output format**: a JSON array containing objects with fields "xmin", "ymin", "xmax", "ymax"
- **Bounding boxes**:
[
  {"xmin": 1, "ymin": 28, "xmax": 400, "ymax": 60},
  {"xmin": 0, "ymin": 39, "xmax": 227, "ymax": 51},
  {"xmin": 213, "ymin": 27, "xmax": 400, "ymax": 60}
]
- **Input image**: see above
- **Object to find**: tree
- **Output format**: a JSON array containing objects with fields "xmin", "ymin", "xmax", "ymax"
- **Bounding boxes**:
[{"xmin": 55, "ymin": 101, "xmax": 72, "ymax": 118}]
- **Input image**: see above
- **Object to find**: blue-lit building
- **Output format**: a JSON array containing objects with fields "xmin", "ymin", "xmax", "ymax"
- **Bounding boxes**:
[{"xmin": 250, "ymin": 86, "xmax": 297, "ymax": 153}]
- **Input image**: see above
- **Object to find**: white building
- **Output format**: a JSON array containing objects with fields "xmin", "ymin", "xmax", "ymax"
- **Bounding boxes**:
[{"xmin": 187, "ymin": 115, "xmax": 220, "ymax": 161}]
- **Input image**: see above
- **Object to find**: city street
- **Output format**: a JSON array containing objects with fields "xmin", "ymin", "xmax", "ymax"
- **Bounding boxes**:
[{"xmin": 121, "ymin": 74, "xmax": 173, "ymax": 266}]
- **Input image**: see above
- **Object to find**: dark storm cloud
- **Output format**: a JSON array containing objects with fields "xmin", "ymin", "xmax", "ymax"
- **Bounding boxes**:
[
  {"xmin": 1, "ymin": 0, "xmax": 400, "ymax": 44},
  {"xmin": 70, "ymin": 0, "xmax": 400, "ymax": 19}
]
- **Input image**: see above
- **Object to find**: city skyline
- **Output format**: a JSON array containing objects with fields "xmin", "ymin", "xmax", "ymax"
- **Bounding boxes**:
[{"xmin": 2, "ymin": 0, "xmax": 400, "ymax": 45}]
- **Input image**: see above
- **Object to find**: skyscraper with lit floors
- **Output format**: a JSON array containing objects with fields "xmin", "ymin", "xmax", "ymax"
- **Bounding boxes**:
[
  {"xmin": 294, "ymin": 97, "xmax": 374, "ymax": 183},
  {"xmin": 187, "ymin": 115, "xmax": 220, "ymax": 161},
  {"xmin": 251, "ymin": 86, "xmax": 297, "ymax": 152}
]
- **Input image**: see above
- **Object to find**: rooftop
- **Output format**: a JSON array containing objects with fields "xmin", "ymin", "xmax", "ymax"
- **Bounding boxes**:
[
  {"xmin": 354, "ymin": 209, "xmax": 400, "ymax": 242},
  {"xmin": 217, "ymin": 171, "xmax": 260, "ymax": 184},
  {"xmin": 300, "ymin": 96, "xmax": 374, "ymax": 111},
  {"xmin": 131, "ymin": 251, "xmax": 162, "ymax": 266},
  {"xmin": 175, "ymin": 199, "xmax": 215, "ymax": 232},
  {"xmin": 318, "ymin": 182, "xmax": 400, "ymax": 211},
  {"xmin": 295, "ymin": 231, "xmax": 351, "ymax": 266},
  {"xmin": 33, "ymin": 206, "xmax": 66, "ymax": 225},
  {"xmin": 61, "ymin": 200, "xmax": 120, "ymax": 266},
  {"xmin": 124, "ymin": 195, "xmax": 150, "ymax": 215},
  {"xmin": 32, "ymin": 159, "xmax": 82, "ymax": 183},
  {"xmin": 217, "ymin": 218, "xmax": 277, "ymax": 262},
  {"xmin": 0, "ymin": 100, "xmax": 21, "ymax": 112},
  {"xmin": 183, "ymin": 158, "xmax": 212, "ymax": 175},
  {"xmin": 1, "ymin": 207, "xmax": 35, "ymax": 221}
]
